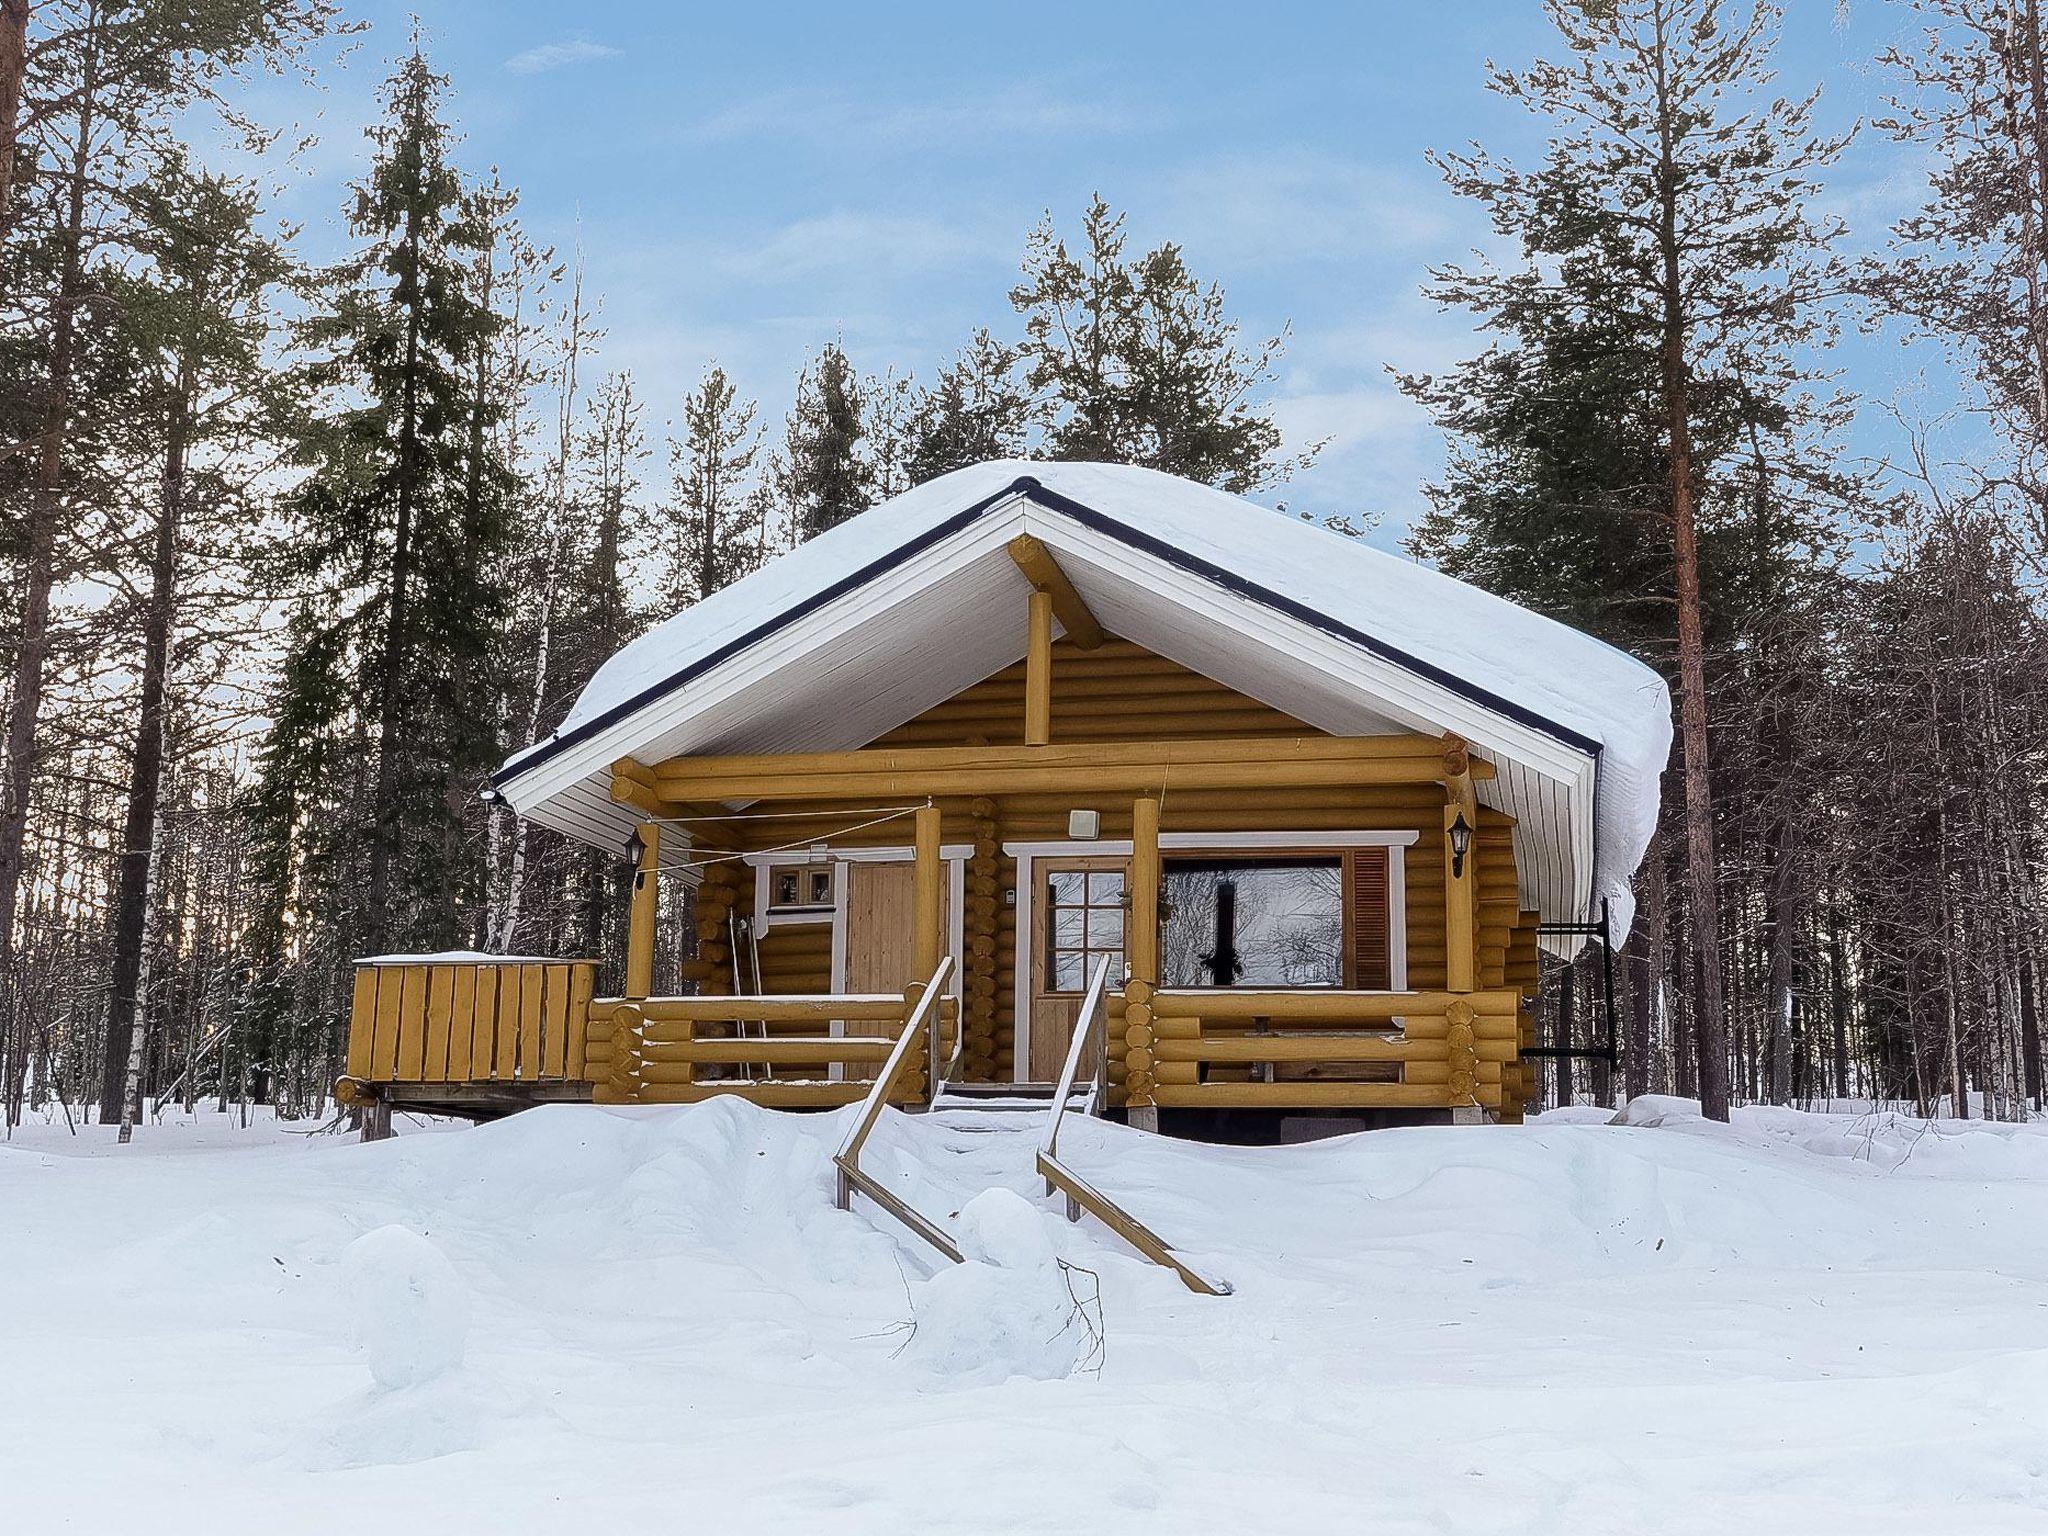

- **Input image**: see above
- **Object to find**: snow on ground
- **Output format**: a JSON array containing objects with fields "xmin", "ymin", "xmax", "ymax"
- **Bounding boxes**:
[{"xmin": 6, "ymin": 1098, "xmax": 2048, "ymax": 1534}]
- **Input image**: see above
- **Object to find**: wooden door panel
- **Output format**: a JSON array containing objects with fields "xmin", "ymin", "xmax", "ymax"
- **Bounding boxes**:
[{"xmin": 844, "ymin": 861, "xmax": 951, "ymax": 994}]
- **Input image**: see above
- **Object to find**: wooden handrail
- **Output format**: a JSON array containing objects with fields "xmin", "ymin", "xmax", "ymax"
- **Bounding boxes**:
[
  {"xmin": 833, "ymin": 957, "xmax": 962, "ymax": 1265},
  {"xmin": 1038, "ymin": 960, "xmax": 1231, "ymax": 1297}
]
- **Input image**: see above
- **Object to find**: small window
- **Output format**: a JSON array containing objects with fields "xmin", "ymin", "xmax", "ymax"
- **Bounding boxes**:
[
  {"xmin": 1161, "ymin": 856, "xmax": 1344, "ymax": 988},
  {"xmin": 768, "ymin": 861, "xmax": 834, "ymax": 912},
  {"xmin": 1044, "ymin": 868, "xmax": 1125, "ymax": 993}
]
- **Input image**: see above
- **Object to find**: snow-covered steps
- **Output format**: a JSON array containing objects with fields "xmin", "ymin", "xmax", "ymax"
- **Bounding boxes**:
[{"xmin": 929, "ymin": 1081, "xmax": 1094, "ymax": 1120}]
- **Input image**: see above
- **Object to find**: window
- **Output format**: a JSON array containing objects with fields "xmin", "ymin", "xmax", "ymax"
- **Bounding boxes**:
[
  {"xmin": 767, "ymin": 861, "xmax": 834, "ymax": 913},
  {"xmin": 1161, "ymin": 856, "xmax": 1345, "ymax": 988},
  {"xmin": 1043, "ymin": 868, "xmax": 1125, "ymax": 993}
]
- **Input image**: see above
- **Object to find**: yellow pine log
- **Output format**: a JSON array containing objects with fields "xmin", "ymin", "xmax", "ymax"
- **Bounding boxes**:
[
  {"xmin": 638, "ymin": 1037, "xmax": 899, "ymax": 1066},
  {"xmin": 1150, "ymin": 988, "xmax": 1520, "ymax": 1021},
  {"xmin": 1151, "ymin": 1081, "xmax": 1503, "ymax": 1110}
]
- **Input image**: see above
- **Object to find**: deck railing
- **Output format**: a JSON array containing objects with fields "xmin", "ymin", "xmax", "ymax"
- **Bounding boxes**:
[
  {"xmin": 1042, "ymin": 962, "xmax": 1230, "ymax": 1296},
  {"xmin": 1138, "ymin": 987, "xmax": 1520, "ymax": 1112},
  {"xmin": 832, "ymin": 958, "xmax": 962, "ymax": 1263},
  {"xmin": 594, "ymin": 987, "xmax": 958, "ymax": 1108},
  {"xmin": 343, "ymin": 957, "xmax": 597, "ymax": 1091}
]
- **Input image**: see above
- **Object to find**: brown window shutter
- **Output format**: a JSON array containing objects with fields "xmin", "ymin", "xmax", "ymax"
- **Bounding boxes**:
[{"xmin": 1349, "ymin": 848, "xmax": 1392, "ymax": 990}]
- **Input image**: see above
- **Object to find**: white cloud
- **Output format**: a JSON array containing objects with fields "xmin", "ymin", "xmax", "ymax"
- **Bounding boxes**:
[
  {"xmin": 1157, "ymin": 149, "xmax": 1463, "ymax": 273},
  {"xmin": 685, "ymin": 84, "xmax": 1161, "ymax": 147},
  {"xmin": 504, "ymin": 39, "xmax": 622, "ymax": 76}
]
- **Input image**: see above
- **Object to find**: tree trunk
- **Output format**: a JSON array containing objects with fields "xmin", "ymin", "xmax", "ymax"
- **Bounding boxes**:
[
  {"xmin": 2020, "ymin": 958, "xmax": 2043, "ymax": 1111},
  {"xmin": 100, "ymin": 348, "xmax": 192, "ymax": 1120},
  {"xmin": 0, "ymin": 0, "xmax": 27, "ymax": 254},
  {"xmin": 1827, "ymin": 907, "xmax": 1851, "ymax": 1104},
  {"xmin": 0, "ymin": 21, "xmax": 95, "ymax": 1107},
  {"xmin": 366, "ymin": 90, "xmax": 427, "ymax": 951},
  {"xmin": 1652, "ymin": 10, "xmax": 1731, "ymax": 1121}
]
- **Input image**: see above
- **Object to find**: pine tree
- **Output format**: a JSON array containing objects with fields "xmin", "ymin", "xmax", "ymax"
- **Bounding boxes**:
[
  {"xmin": 776, "ymin": 342, "xmax": 867, "ymax": 540},
  {"xmin": 1878, "ymin": 0, "xmax": 2048, "ymax": 559},
  {"xmin": 253, "ymin": 46, "xmax": 511, "ymax": 978},
  {"xmin": 663, "ymin": 364, "xmax": 764, "ymax": 607},
  {"xmin": 1011, "ymin": 194, "xmax": 1309, "ymax": 491},
  {"xmin": 906, "ymin": 329, "xmax": 1038, "ymax": 485},
  {"xmin": 1420, "ymin": 0, "xmax": 1853, "ymax": 1118}
]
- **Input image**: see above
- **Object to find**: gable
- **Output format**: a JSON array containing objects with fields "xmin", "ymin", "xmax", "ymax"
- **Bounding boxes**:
[
  {"xmin": 871, "ymin": 637, "xmax": 1319, "ymax": 750},
  {"xmin": 492, "ymin": 466, "xmax": 1667, "ymax": 941}
]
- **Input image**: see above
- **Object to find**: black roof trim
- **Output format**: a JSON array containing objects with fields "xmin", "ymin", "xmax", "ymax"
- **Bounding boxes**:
[{"xmin": 497, "ymin": 472, "xmax": 1600, "ymax": 791}]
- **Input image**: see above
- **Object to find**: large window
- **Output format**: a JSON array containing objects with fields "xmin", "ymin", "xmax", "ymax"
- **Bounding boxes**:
[
  {"xmin": 1161, "ymin": 856, "xmax": 1345, "ymax": 988},
  {"xmin": 1043, "ymin": 867, "xmax": 1125, "ymax": 993}
]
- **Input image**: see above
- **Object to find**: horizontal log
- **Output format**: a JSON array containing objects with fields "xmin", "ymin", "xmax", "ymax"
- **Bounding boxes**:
[
  {"xmin": 1155, "ymin": 1035, "xmax": 1443, "ymax": 1065},
  {"xmin": 1150, "ymin": 1082, "xmax": 1504, "ymax": 1109},
  {"xmin": 594, "ymin": 993, "xmax": 909, "ymax": 1023},
  {"xmin": 1150, "ymin": 988, "xmax": 1522, "ymax": 1022},
  {"xmin": 644, "ymin": 736, "xmax": 1481, "ymax": 803},
  {"xmin": 629, "ymin": 1081, "xmax": 916, "ymax": 1106},
  {"xmin": 637, "ymin": 1036, "xmax": 900, "ymax": 1064},
  {"xmin": 1404, "ymin": 1059, "xmax": 1503, "ymax": 1085}
]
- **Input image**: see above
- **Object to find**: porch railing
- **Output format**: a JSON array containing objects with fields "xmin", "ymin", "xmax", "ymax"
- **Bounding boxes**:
[
  {"xmin": 1042, "ymin": 961, "xmax": 1231, "ymax": 1296},
  {"xmin": 1137, "ymin": 987, "xmax": 1520, "ymax": 1112},
  {"xmin": 593, "ymin": 986, "xmax": 957, "ymax": 1108},
  {"xmin": 832, "ymin": 957, "xmax": 962, "ymax": 1263}
]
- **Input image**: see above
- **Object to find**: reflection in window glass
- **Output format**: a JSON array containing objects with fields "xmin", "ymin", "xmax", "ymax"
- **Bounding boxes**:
[
  {"xmin": 1044, "ymin": 867, "xmax": 1125, "ymax": 994},
  {"xmin": 1161, "ymin": 857, "xmax": 1343, "ymax": 988}
]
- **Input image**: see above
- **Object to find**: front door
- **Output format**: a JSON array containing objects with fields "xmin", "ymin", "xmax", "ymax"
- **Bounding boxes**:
[
  {"xmin": 843, "ymin": 861, "xmax": 950, "ymax": 993},
  {"xmin": 1029, "ymin": 859, "xmax": 1125, "ymax": 1082}
]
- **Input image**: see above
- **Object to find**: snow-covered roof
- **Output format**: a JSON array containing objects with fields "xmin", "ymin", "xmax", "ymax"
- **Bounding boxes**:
[{"xmin": 496, "ymin": 461, "xmax": 1671, "ymax": 943}]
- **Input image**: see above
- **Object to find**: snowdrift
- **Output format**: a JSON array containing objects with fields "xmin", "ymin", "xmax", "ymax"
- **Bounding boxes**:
[{"xmin": 6, "ymin": 1099, "xmax": 2048, "ymax": 1533}]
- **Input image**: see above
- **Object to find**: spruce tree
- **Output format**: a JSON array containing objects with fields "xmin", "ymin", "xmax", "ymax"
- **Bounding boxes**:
[
  {"xmin": 906, "ymin": 329, "xmax": 1038, "ymax": 484},
  {"xmin": 776, "ymin": 342, "xmax": 867, "ymax": 540},
  {"xmin": 253, "ymin": 47, "xmax": 511, "ymax": 976}
]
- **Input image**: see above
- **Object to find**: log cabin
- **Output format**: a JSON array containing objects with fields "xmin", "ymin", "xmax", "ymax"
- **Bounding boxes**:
[{"xmin": 338, "ymin": 461, "xmax": 1671, "ymax": 1145}]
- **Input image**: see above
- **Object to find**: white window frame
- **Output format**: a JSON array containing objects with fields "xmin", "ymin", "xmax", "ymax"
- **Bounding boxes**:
[
  {"xmin": 743, "ymin": 843, "xmax": 969, "ymax": 991},
  {"xmin": 1003, "ymin": 830, "xmax": 1417, "ymax": 1082}
]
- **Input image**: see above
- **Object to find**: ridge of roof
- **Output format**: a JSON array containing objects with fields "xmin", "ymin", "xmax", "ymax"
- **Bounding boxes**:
[{"xmin": 494, "ymin": 468, "xmax": 1607, "ymax": 793}]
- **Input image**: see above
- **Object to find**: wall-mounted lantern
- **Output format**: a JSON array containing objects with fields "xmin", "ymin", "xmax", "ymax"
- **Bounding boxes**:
[{"xmin": 1447, "ymin": 810, "xmax": 1473, "ymax": 880}]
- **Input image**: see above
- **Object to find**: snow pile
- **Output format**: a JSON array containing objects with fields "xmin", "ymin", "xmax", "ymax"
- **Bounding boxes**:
[
  {"xmin": 899, "ymin": 1188, "xmax": 1092, "ymax": 1386},
  {"xmin": 9, "ymin": 1097, "xmax": 2048, "ymax": 1533},
  {"xmin": 341, "ymin": 1225, "xmax": 470, "ymax": 1390}
]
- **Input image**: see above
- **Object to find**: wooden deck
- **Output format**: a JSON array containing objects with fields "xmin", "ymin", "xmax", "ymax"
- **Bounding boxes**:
[
  {"xmin": 337, "ymin": 956, "xmax": 1530, "ymax": 1132},
  {"xmin": 336, "ymin": 957, "xmax": 958, "ymax": 1130}
]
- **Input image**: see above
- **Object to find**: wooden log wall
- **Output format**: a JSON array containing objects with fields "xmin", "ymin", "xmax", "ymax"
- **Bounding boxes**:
[{"xmin": 651, "ymin": 637, "xmax": 1525, "ymax": 1098}]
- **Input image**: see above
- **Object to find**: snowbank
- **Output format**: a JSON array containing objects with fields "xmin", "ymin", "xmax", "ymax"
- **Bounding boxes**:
[{"xmin": 7, "ymin": 1097, "xmax": 2048, "ymax": 1534}]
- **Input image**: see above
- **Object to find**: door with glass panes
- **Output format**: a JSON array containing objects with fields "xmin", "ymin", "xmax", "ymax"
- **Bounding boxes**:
[{"xmin": 1029, "ymin": 859, "xmax": 1125, "ymax": 1081}]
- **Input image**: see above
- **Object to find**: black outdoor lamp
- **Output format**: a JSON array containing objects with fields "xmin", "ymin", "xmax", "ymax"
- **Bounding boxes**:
[{"xmin": 1447, "ymin": 810, "xmax": 1473, "ymax": 879}]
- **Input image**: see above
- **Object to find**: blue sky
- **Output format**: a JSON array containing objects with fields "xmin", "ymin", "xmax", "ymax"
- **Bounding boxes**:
[{"xmin": 251, "ymin": 1, "xmax": 1949, "ymax": 549}]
